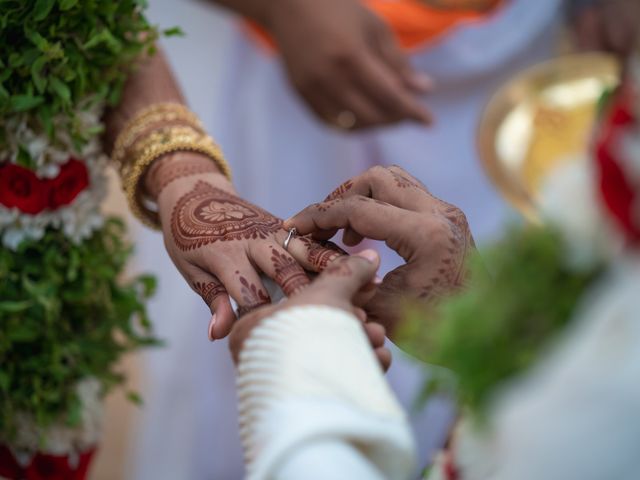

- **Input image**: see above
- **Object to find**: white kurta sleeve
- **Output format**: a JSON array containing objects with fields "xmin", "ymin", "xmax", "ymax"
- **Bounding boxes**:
[{"xmin": 236, "ymin": 305, "xmax": 417, "ymax": 480}]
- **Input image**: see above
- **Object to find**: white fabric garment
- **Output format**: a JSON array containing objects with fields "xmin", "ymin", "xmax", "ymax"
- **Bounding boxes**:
[
  {"xmin": 131, "ymin": 1, "xmax": 562, "ymax": 478},
  {"xmin": 428, "ymin": 258, "xmax": 640, "ymax": 480},
  {"xmin": 237, "ymin": 306, "xmax": 416, "ymax": 480},
  {"xmin": 489, "ymin": 258, "xmax": 640, "ymax": 480}
]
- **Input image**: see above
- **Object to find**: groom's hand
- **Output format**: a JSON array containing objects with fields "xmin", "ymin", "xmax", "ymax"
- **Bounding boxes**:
[
  {"xmin": 285, "ymin": 165, "xmax": 474, "ymax": 337},
  {"xmin": 145, "ymin": 152, "xmax": 345, "ymax": 340},
  {"xmin": 228, "ymin": 250, "xmax": 391, "ymax": 370}
]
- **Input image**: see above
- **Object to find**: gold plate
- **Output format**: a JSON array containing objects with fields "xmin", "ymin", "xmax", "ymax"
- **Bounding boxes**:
[{"xmin": 477, "ymin": 53, "xmax": 621, "ymax": 221}]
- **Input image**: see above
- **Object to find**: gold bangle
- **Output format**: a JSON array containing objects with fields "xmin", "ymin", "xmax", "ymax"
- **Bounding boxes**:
[
  {"xmin": 123, "ymin": 125, "xmax": 232, "ymax": 229},
  {"xmin": 113, "ymin": 103, "xmax": 204, "ymax": 167}
]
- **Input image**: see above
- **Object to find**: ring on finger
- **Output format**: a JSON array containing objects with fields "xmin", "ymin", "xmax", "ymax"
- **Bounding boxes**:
[
  {"xmin": 335, "ymin": 110, "xmax": 357, "ymax": 130},
  {"xmin": 283, "ymin": 227, "xmax": 297, "ymax": 251}
]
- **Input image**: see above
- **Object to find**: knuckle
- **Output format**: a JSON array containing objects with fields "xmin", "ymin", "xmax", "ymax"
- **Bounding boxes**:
[
  {"xmin": 327, "ymin": 48, "xmax": 357, "ymax": 69},
  {"xmin": 365, "ymin": 165, "xmax": 388, "ymax": 182},
  {"xmin": 421, "ymin": 217, "xmax": 452, "ymax": 250},
  {"xmin": 342, "ymin": 195, "xmax": 361, "ymax": 209},
  {"xmin": 388, "ymin": 164, "xmax": 408, "ymax": 176}
]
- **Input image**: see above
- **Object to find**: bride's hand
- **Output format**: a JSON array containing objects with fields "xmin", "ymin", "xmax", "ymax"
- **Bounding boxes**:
[
  {"xmin": 285, "ymin": 165, "xmax": 474, "ymax": 337},
  {"xmin": 228, "ymin": 250, "xmax": 391, "ymax": 370},
  {"xmin": 145, "ymin": 152, "xmax": 345, "ymax": 340}
]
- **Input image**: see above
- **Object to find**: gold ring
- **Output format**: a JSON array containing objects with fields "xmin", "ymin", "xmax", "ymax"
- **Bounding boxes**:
[{"xmin": 336, "ymin": 110, "xmax": 357, "ymax": 130}]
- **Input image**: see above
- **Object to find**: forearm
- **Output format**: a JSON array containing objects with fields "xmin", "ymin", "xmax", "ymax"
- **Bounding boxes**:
[
  {"xmin": 103, "ymin": 47, "xmax": 228, "ymax": 204},
  {"xmin": 103, "ymin": 48, "xmax": 184, "ymax": 154}
]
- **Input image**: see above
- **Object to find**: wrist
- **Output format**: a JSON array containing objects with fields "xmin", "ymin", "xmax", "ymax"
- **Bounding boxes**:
[{"xmin": 144, "ymin": 151, "xmax": 234, "ymax": 201}]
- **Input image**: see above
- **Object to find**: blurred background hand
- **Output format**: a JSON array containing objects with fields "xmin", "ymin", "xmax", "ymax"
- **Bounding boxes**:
[
  {"xmin": 264, "ymin": 0, "xmax": 433, "ymax": 130},
  {"xmin": 571, "ymin": 0, "xmax": 640, "ymax": 57}
]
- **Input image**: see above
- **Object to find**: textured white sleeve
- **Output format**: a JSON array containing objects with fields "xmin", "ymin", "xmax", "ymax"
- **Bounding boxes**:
[{"xmin": 237, "ymin": 306, "xmax": 417, "ymax": 480}]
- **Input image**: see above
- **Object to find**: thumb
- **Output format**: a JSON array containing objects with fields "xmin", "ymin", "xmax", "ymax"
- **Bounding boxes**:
[{"xmin": 315, "ymin": 250, "xmax": 380, "ymax": 302}]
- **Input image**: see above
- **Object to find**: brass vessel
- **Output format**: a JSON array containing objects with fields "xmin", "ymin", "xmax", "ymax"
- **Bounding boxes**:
[{"xmin": 477, "ymin": 53, "xmax": 621, "ymax": 221}]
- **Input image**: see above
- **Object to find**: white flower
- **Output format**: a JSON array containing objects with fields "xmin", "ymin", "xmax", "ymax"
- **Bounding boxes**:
[
  {"xmin": 537, "ymin": 158, "xmax": 622, "ymax": 270},
  {"xmin": 2, "ymin": 378, "xmax": 104, "ymax": 457},
  {"xmin": 0, "ymin": 153, "xmax": 109, "ymax": 249}
]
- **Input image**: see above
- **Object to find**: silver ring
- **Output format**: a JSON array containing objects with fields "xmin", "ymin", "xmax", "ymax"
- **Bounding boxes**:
[
  {"xmin": 336, "ymin": 110, "xmax": 356, "ymax": 130},
  {"xmin": 283, "ymin": 227, "xmax": 297, "ymax": 251}
]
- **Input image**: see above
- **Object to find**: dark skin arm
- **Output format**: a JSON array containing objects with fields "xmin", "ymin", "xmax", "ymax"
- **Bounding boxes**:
[{"xmin": 571, "ymin": 0, "xmax": 640, "ymax": 57}]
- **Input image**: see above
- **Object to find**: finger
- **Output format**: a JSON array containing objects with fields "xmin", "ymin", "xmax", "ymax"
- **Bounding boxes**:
[
  {"xmin": 311, "ymin": 166, "xmax": 429, "ymax": 214},
  {"xmin": 213, "ymin": 262, "xmax": 271, "ymax": 336},
  {"xmin": 342, "ymin": 227, "xmax": 364, "ymax": 246},
  {"xmin": 286, "ymin": 236, "xmax": 346, "ymax": 272},
  {"xmin": 573, "ymin": 8, "xmax": 605, "ymax": 51},
  {"xmin": 338, "ymin": 87, "xmax": 388, "ymax": 129},
  {"xmin": 603, "ymin": 15, "xmax": 633, "ymax": 55},
  {"xmin": 387, "ymin": 164, "xmax": 429, "ymax": 191},
  {"xmin": 286, "ymin": 195, "xmax": 415, "ymax": 254},
  {"xmin": 251, "ymin": 243, "xmax": 311, "ymax": 297},
  {"xmin": 302, "ymin": 85, "xmax": 345, "ymax": 126},
  {"xmin": 313, "ymin": 250, "xmax": 380, "ymax": 301},
  {"xmin": 208, "ymin": 297, "xmax": 235, "ymax": 341},
  {"xmin": 364, "ymin": 268, "xmax": 412, "ymax": 336},
  {"xmin": 353, "ymin": 307, "xmax": 367, "ymax": 323},
  {"xmin": 351, "ymin": 52, "xmax": 432, "ymax": 125},
  {"xmin": 363, "ymin": 321, "xmax": 386, "ymax": 349},
  {"xmin": 375, "ymin": 347, "xmax": 392, "ymax": 372},
  {"xmin": 351, "ymin": 271, "xmax": 381, "ymax": 308},
  {"xmin": 184, "ymin": 265, "xmax": 235, "ymax": 341},
  {"xmin": 190, "ymin": 272, "xmax": 228, "ymax": 313},
  {"xmin": 374, "ymin": 27, "xmax": 433, "ymax": 93}
]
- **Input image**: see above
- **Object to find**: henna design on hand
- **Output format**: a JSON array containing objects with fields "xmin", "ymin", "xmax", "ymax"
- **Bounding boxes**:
[
  {"xmin": 419, "ymin": 200, "xmax": 473, "ymax": 301},
  {"xmin": 324, "ymin": 179, "xmax": 354, "ymax": 201},
  {"xmin": 236, "ymin": 272, "xmax": 270, "ymax": 316},
  {"xmin": 314, "ymin": 199, "xmax": 339, "ymax": 212},
  {"xmin": 171, "ymin": 181, "xmax": 282, "ymax": 251},
  {"xmin": 388, "ymin": 166, "xmax": 424, "ymax": 190},
  {"xmin": 146, "ymin": 155, "xmax": 219, "ymax": 199},
  {"xmin": 269, "ymin": 247, "xmax": 309, "ymax": 295},
  {"xmin": 194, "ymin": 279, "xmax": 226, "ymax": 306},
  {"xmin": 299, "ymin": 236, "xmax": 346, "ymax": 270}
]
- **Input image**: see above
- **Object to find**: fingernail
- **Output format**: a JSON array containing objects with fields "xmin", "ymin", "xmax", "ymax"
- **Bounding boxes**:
[
  {"xmin": 356, "ymin": 249, "xmax": 378, "ymax": 263},
  {"xmin": 208, "ymin": 314, "xmax": 217, "ymax": 342},
  {"xmin": 374, "ymin": 275, "xmax": 383, "ymax": 285}
]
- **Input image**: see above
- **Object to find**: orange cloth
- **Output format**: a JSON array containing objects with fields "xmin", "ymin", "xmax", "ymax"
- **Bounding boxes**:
[{"xmin": 245, "ymin": 0, "xmax": 503, "ymax": 53}]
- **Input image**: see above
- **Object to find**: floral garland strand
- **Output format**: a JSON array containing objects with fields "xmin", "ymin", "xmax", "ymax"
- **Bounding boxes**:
[
  {"xmin": 0, "ymin": 1, "xmax": 166, "ymax": 473},
  {"xmin": 0, "ymin": 101, "xmax": 107, "ymax": 249}
]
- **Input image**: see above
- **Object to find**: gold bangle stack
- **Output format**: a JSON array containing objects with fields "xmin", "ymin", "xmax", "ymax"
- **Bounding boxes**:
[{"xmin": 114, "ymin": 103, "xmax": 232, "ymax": 229}]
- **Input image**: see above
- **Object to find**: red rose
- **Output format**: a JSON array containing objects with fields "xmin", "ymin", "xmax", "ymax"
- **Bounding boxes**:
[
  {"xmin": 0, "ymin": 444, "xmax": 96, "ymax": 480},
  {"xmin": 595, "ymin": 84, "xmax": 640, "ymax": 247},
  {"xmin": 48, "ymin": 158, "xmax": 90, "ymax": 209},
  {"xmin": 0, "ymin": 163, "xmax": 49, "ymax": 214}
]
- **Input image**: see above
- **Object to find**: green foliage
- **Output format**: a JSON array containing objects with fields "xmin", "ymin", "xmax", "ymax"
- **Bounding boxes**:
[
  {"xmin": 0, "ymin": 0, "xmax": 160, "ymax": 147},
  {"xmin": 0, "ymin": 218, "xmax": 160, "ymax": 438},
  {"xmin": 398, "ymin": 225, "xmax": 602, "ymax": 416}
]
